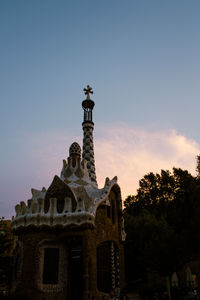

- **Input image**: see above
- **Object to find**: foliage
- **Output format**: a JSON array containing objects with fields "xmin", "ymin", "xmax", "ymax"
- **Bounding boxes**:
[
  {"xmin": 0, "ymin": 218, "xmax": 13, "ymax": 294},
  {"xmin": 124, "ymin": 167, "xmax": 200, "ymax": 282},
  {"xmin": 196, "ymin": 155, "xmax": 200, "ymax": 179},
  {"xmin": 0, "ymin": 218, "xmax": 11, "ymax": 255}
]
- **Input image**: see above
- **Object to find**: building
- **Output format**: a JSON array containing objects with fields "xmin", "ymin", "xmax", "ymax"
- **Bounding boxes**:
[{"xmin": 11, "ymin": 86, "xmax": 126, "ymax": 300}]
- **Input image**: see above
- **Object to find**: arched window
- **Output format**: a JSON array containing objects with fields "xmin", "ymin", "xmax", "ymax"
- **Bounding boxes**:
[
  {"xmin": 107, "ymin": 206, "xmax": 111, "ymax": 218},
  {"xmin": 97, "ymin": 241, "xmax": 120, "ymax": 293},
  {"xmin": 97, "ymin": 242, "xmax": 111, "ymax": 293},
  {"xmin": 108, "ymin": 189, "xmax": 120, "ymax": 225},
  {"xmin": 111, "ymin": 200, "xmax": 116, "ymax": 224}
]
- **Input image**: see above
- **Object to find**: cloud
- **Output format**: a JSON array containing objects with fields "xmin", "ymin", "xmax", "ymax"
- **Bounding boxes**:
[
  {"xmin": 25, "ymin": 125, "xmax": 200, "ymax": 199},
  {"xmin": 1, "ymin": 125, "xmax": 200, "ymax": 218},
  {"xmin": 94, "ymin": 125, "xmax": 200, "ymax": 199}
]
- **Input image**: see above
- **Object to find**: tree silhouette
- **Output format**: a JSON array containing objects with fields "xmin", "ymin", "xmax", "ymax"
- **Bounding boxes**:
[
  {"xmin": 124, "ymin": 168, "xmax": 198, "ymax": 282},
  {"xmin": 0, "ymin": 218, "xmax": 13, "ymax": 294}
]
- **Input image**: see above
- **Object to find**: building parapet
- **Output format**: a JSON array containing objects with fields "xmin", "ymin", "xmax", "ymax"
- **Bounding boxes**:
[{"xmin": 12, "ymin": 197, "xmax": 95, "ymax": 230}]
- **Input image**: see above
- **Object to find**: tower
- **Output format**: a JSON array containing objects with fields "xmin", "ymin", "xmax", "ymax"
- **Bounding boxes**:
[
  {"xmin": 11, "ymin": 87, "xmax": 126, "ymax": 300},
  {"xmin": 82, "ymin": 85, "xmax": 97, "ymax": 185}
]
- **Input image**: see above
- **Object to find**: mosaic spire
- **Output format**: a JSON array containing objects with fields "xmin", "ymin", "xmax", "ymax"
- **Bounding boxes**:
[{"xmin": 82, "ymin": 85, "xmax": 97, "ymax": 186}]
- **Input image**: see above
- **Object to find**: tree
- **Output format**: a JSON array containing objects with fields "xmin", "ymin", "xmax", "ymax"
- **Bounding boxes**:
[
  {"xmin": 196, "ymin": 154, "xmax": 200, "ymax": 179},
  {"xmin": 124, "ymin": 168, "xmax": 197, "ymax": 282},
  {"xmin": 124, "ymin": 209, "xmax": 189, "ymax": 282},
  {"xmin": 0, "ymin": 218, "xmax": 11, "ymax": 255},
  {"xmin": 0, "ymin": 218, "xmax": 13, "ymax": 294},
  {"xmin": 124, "ymin": 168, "xmax": 196, "ymax": 230}
]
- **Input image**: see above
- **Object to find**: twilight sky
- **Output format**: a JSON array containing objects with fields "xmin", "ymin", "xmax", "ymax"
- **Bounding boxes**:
[{"xmin": 1, "ymin": 0, "xmax": 200, "ymax": 218}]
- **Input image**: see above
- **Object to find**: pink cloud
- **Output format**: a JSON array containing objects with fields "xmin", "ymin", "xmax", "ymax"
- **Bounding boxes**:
[
  {"xmin": 94, "ymin": 126, "xmax": 200, "ymax": 199},
  {"xmin": 26, "ymin": 125, "xmax": 200, "ymax": 200}
]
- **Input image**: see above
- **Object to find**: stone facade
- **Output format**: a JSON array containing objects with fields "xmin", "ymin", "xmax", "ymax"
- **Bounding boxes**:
[{"xmin": 11, "ymin": 87, "xmax": 126, "ymax": 300}]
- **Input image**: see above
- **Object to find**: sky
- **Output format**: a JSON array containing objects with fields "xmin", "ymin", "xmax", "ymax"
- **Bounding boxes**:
[{"xmin": 1, "ymin": 0, "xmax": 200, "ymax": 218}]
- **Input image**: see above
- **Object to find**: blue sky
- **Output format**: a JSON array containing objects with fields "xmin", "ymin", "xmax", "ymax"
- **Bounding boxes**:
[{"xmin": 1, "ymin": 0, "xmax": 200, "ymax": 218}]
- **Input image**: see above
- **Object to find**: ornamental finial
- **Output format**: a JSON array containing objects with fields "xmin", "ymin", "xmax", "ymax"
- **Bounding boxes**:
[{"xmin": 83, "ymin": 85, "xmax": 93, "ymax": 100}]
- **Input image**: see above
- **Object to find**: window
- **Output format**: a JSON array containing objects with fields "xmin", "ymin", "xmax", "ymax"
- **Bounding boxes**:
[
  {"xmin": 97, "ymin": 242, "xmax": 120, "ymax": 293},
  {"xmin": 107, "ymin": 206, "xmax": 111, "ymax": 218},
  {"xmin": 43, "ymin": 248, "xmax": 59, "ymax": 284},
  {"xmin": 97, "ymin": 242, "xmax": 111, "ymax": 293},
  {"xmin": 111, "ymin": 200, "xmax": 115, "ymax": 224}
]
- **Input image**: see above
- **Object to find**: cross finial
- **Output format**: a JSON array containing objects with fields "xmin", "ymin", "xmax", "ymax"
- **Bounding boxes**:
[{"xmin": 83, "ymin": 85, "xmax": 93, "ymax": 100}]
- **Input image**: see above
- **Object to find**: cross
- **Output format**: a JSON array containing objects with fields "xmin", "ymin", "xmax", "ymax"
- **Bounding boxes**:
[{"xmin": 83, "ymin": 85, "xmax": 93, "ymax": 99}]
